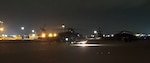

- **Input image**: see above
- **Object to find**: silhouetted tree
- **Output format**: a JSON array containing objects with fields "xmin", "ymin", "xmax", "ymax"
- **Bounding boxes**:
[
  {"xmin": 114, "ymin": 31, "xmax": 138, "ymax": 42},
  {"xmin": 97, "ymin": 27, "xmax": 103, "ymax": 37}
]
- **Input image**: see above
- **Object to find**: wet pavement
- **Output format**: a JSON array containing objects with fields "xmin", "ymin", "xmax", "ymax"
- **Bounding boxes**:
[{"xmin": 0, "ymin": 40, "xmax": 150, "ymax": 63}]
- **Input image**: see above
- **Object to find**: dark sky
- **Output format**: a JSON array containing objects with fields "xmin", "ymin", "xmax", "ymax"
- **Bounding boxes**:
[{"xmin": 0, "ymin": 0, "xmax": 150, "ymax": 35}]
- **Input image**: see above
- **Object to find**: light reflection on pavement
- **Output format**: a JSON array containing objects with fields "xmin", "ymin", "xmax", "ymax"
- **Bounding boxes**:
[
  {"xmin": 69, "ymin": 44, "xmax": 121, "ymax": 47},
  {"xmin": 0, "ymin": 40, "xmax": 150, "ymax": 63}
]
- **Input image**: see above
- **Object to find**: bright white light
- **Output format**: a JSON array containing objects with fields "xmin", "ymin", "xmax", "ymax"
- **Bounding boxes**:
[
  {"xmin": 71, "ymin": 42, "xmax": 74, "ymax": 44},
  {"xmin": 21, "ymin": 27, "xmax": 24, "ymax": 30},
  {"xmin": 107, "ymin": 35, "xmax": 110, "ymax": 37},
  {"xmin": 91, "ymin": 35, "xmax": 95, "ymax": 37},
  {"xmin": 4, "ymin": 35, "xmax": 7, "ymax": 37},
  {"xmin": 81, "ymin": 44, "xmax": 86, "ymax": 47},
  {"xmin": 32, "ymin": 34, "xmax": 35, "ymax": 37},
  {"xmin": 77, "ymin": 40, "xmax": 87, "ymax": 44},
  {"xmin": 94, "ymin": 30, "xmax": 97, "ymax": 34},
  {"xmin": 2, "ymin": 34, "xmax": 5, "ymax": 37},
  {"xmin": 0, "ymin": 21, "xmax": 3, "ymax": 23},
  {"xmin": 65, "ymin": 38, "xmax": 69, "ymax": 41},
  {"xmin": 32, "ymin": 30, "xmax": 35, "ymax": 33},
  {"xmin": 103, "ymin": 34, "xmax": 105, "ymax": 37},
  {"xmin": 70, "ymin": 44, "xmax": 117, "ymax": 47},
  {"xmin": 2, "ymin": 34, "xmax": 7, "ymax": 37},
  {"xmin": 148, "ymin": 34, "xmax": 150, "ymax": 36},
  {"xmin": 140, "ymin": 34, "xmax": 145, "ymax": 37},
  {"xmin": 111, "ymin": 34, "xmax": 114, "ymax": 37},
  {"xmin": 12, "ymin": 35, "xmax": 17, "ymax": 37},
  {"xmin": 77, "ymin": 34, "xmax": 80, "ymax": 37},
  {"xmin": 62, "ymin": 24, "xmax": 65, "ymax": 28},
  {"xmin": 106, "ymin": 35, "xmax": 110, "ymax": 37},
  {"xmin": 135, "ymin": 34, "xmax": 140, "ymax": 37}
]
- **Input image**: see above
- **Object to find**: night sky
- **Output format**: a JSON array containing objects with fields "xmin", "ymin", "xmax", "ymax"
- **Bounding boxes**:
[{"xmin": 0, "ymin": 0, "xmax": 150, "ymax": 35}]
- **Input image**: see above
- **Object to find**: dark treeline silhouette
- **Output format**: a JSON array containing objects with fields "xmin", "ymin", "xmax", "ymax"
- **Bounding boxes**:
[
  {"xmin": 57, "ymin": 28, "xmax": 84, "ymax": 42},
  {"xmin": 113, "ymin": 31, "xmax": 138, "ymax": 42}
]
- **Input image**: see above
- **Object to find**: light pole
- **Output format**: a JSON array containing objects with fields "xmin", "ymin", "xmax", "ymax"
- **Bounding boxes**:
[
  {"xmin": 0, "ymin": 21, "xmax": 4, "ymax": 27},
  {"xmin": 21, "ymin": 27, "xmax": 24, "ymax": 40},
  {"xmin": 0, "ymin": 21, "xmax": 4, "ymax": 35},
  {"xmin": 0, "ymin": 21, "xmax": 4, "ymax": 31},
  {"xmin": 32, "ymin": 30, "xmax": 36, "ymax": 36},
  {"xmin": 62, "ymin": 24, "xmax": 65, "ymax": 32},
  {"xmin": 94, "ymin": 30, "xmax": 98, "ymax": 37},
  {"xmin": 31, "ymin": 30, "xmax": 36, "ymax": 39}
]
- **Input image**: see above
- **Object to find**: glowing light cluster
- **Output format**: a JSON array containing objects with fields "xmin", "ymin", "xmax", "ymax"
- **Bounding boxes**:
[
  {"xmin": 48, "ymin": 33, "xmax": 57, "ymax": 37},
  {"xmin": 135, "ymin": 33, "xmax": 146, "ymax": 37}
]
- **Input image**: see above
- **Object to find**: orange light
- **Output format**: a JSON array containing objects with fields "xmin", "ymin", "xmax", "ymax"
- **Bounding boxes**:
[
  {"xmin": 48, "ymin": 33, "xmax": 53, "ymax": 37},
  {"xmin": 0, "ymin": 27, "xmax": 4, "ymax": 31},
  {"xmin": 53, "ymin": 33, "xmax": 57, "ymax": 37},
  {"xmin": 41, "ymin": 33, "xmax": 46, "ymax": 38}
]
